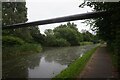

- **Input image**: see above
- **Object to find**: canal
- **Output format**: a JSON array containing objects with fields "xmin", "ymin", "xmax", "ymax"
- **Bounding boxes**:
[{"xmin": 3, "ymin": 44, "xmax": 97, "ymax": 78}]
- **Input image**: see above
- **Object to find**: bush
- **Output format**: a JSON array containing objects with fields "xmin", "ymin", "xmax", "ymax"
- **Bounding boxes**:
[
  {"xmin": 3, "ymin": 43, "xmax": 42, "ymax": 60},
  {"xmin": 44, "ymin": 37, "xmax": 70, "ymax": 47},
  {"xmin": 18, "ymin": 43, "xmax": 42, "ymax": 53},
  {"xmin": 55, "ymin": 38, "xmax": 70, "ymax": 47},
  {"xmin": 2, "ymin": 36, "xmax": 24, "ymax": 46}
]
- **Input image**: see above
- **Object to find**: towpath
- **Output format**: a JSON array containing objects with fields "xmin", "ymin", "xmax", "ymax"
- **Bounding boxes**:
[{"xmin": 77, "ymin": 44, "xmax": 118, "ymax": 79}]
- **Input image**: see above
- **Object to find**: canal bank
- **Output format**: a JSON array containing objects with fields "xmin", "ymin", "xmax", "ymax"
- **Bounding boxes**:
[{"xmin": 52, "ymin": 44, "xmax": 99, "ymax": 79}]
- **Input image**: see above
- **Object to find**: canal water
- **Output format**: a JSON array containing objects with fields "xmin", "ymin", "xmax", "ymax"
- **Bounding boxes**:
[{"xmin": 3, "ymin": 45, "xmax": 96, "ymax": 78}]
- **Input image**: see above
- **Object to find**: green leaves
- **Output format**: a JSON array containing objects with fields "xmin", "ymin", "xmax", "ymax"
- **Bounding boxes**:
[
  {"xmin": 44, "ymin": 22, "xmax": 96, "ymax": 47},
  {"xmin": 2, "ymin": 2, "xmax": 27, "ymax": 26},
  {"xmin": 2, "ymin": 2, "xmax": 42, "ymax": 44},
  {"xmin": 79, "ymin": 2, "xmax": 120, "ymax": 69},
  {"xmin": 2, "ymin": 36, "xmax": 24, "ymax": 46},
  {"xmin": 53, "ymin": 22, "xmax": 80, "ymax": 46}
]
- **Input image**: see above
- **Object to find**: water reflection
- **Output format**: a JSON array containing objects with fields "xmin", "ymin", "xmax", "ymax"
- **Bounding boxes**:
[
  {"xmin": 28, "ymin": 57, "xmax": 67, "ymax": 78},
  {"xmin": 2, "ymin": 45, "xmax": 96, "ymax": 78},
  {"xmin": 3, "ymin": 53, "xmax": 42, "ymax": 78}
]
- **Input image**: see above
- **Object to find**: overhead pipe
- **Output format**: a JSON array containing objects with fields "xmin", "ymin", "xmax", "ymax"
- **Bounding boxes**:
[{"xmin": 2, "ymin": 10, "xmax": 111, "ymax": 29}]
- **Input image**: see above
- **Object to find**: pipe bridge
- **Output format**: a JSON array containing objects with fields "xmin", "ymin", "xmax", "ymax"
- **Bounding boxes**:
[{"xmin": 2, "ymin": 10, "xmax": 112, "ymax": 29}]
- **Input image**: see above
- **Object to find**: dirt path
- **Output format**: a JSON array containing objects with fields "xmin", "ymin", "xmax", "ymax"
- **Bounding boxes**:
[{"xmin": 77, "ymin": 45, "xmax": 118, "ymax": 78}]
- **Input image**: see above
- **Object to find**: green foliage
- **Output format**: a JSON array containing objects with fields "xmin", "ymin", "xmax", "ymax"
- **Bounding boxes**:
[
  {"xmin": 30, "ymin": 26, "xmax": 45, "ymax": 44},
  {"xmin": 45, "ymin": 29, "xmax": 54, "ymax": 36},
  {"xmin": 17, "ymin": 43, "xmax": 42, "ymax": 53},
  {"xmin": 55, "ymin": 28, "xmax": 79, "ymax": 46},
  {"xmin": 44, "ymin": 33, "xmax": 70, "ymax": 47},
  {"xmin": 79, "ymin": 2, "xmax": 120, "ymax": 72},
  {"xmin": 80, "ymin": 42, "xmax": 93, "ymax": 46},
  {"xmin": 54, "ymin": 38, "xmax": 70, "ymax": 47},
  {"xmin": 2, "ymin": 36, "xmax": 24, "ymax": 46},
  {"xmin": 110, "ymin": 50, "xmax": 118, "ymax": 68},
  {"xmin": 3, "ymin": 43, "xmax": 42, "ymax": 60},
  {"xmin": 44, "ymin": 32, "xmax": 56, "ymax": 46},
  {"xmin": 2, "ymin": 2, "xmax": 41, "ymax": 43},
  {"xmin": 81, "ymin": 30, "xmax": 94, "ymax": 42},
  {"xmin": 53, "ymin": 22, "xmax": 81, "ymax": 46},
  {"xmin": 53, "ymin": 46, "xmax": 99, "ymax": 79},
  {"xmin": 2, "ymin": 2, "xmax": 27, "ymax": 26},
  {"xmin": 44, "ymin": 22, "xmax": 97, "ymax": 47},
  {"xmin": 2, "ymin": 2, "xmax": 28, "ymax": 35},
  {"xmin": 2, "ymin": 2, "xmax": 44, "ymax": 61}
]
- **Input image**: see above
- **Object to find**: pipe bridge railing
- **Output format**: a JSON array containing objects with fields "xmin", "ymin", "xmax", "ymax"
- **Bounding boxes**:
[{"xmin": 2, "ymin": 10, "xmax": 112, "ymax": 29}]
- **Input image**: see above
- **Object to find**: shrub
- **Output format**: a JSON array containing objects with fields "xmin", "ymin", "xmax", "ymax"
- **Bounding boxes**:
[
  {"xmin": 18, "ymin": 43, "xmax": 42, "ymax": 53},
  {"xmin": 54, "ymin": 38, "xmax": 70, "ymax": 47},
  {"xmin": 2, "ymin": 36, "xmax": 24, "ymax": 46},
  {"xmin": 3, "ymin": 43, "xmax": 42, "ymax": 60}
]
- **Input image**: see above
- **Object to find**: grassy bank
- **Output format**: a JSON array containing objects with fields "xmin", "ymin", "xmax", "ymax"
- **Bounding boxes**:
[
  {"xmin": 52, "ymin": 45, "xmax": 99, "ymax": 80},
  {"xmin": 2, "ymin": 43, "xmax": 42, "ymax": 60}
]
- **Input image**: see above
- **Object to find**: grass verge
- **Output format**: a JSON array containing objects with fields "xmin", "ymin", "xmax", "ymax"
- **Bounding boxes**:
[{"xmin": 52, "ymin": 45, "xmax": 99, "ymax": 80}]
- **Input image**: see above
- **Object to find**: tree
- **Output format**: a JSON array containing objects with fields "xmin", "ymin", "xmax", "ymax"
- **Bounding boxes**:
[
  {"xmin": 2, "ymin": 2, "xmax": 28, "ymax": 35},
  {"xmin": 81, "ymin": 30, "xmax": 93, "ymax": 42},
  {"xmin": 79, "ymin": 2, "xmax": 120, "ymax": 72},
  {"xmin": 2, "ymin": 2, "xmax": 41, "ymax": 43},
  {"xmin": 44, "ymin": 29, "xmax": 54, "ymax": 36},
  {"xmin": 44, "ymin": 29, "xmax": 56, "ymax": 46},
  {"xmin": 30, "ymin": 26, "xmax": 45, "ymax": 44},
  {"xmin": 2, "ymin": 2, "xmax": 27, "ymax": 26},
  {"xmin": 2, "ymin": 2, "xmax": 31, "ymax": 41},
  {"xmin": 53, "ymin": 22, "xmax": 80, "ymax": 46},
  {"xmin": 66, "ymin": 22, "xmax": 78, "ymax": 31}
]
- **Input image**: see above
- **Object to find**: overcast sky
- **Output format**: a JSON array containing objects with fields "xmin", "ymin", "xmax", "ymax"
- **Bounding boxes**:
[{"xmin": 26, "ymin": 0, "xmax": 93, "ymax": 34}]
